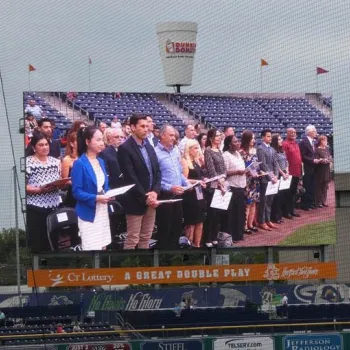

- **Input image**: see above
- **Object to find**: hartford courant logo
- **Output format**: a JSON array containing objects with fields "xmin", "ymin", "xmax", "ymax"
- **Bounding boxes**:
[{"xmin": 165, "ymin": 39, "xmax": 196, "ymax": 54}]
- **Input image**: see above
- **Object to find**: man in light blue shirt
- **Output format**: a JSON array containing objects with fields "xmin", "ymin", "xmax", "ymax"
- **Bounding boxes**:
[{"xmin": 155, "ymin": 125, "xmax": 190, "ymax": 249}]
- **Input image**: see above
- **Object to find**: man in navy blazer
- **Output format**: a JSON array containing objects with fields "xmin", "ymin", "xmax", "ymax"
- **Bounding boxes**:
[
  {"xmin": 99, "ymin": 127, "xmax": 126, "ymax": 236},
  {"xmin": 118, "ymin": 114, "xmax": 161, "ymax": 250},
  {"xmin": 99, "ymin": 128, "xmax": 125, "ymax": 189},
  {"xmin": 257, "ymin": 129, "xmax": 279, "ymax": 231},
  {"xmin": 299, "ymin": 125, "xmax": 320, "ymax": 210}
]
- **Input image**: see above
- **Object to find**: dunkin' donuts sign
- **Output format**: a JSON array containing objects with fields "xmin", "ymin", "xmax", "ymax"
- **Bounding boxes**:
[{"xmin": 165, "ymin": 40, "xmax": 196, "ymax": 54}]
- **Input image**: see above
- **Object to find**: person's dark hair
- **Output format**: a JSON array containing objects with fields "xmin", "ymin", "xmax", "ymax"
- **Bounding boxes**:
[
  {"xmin": 194, "ymin": 123, "xmax": 200, "ymax": 131},
  {"xmin": 241, "ymin": 130, "xmax": 254, "ymax": 152},
  {"xmin": 71, "ymin": 120, "xmax": 87, "ymax": 133},
  {"xmin": 129, "ymin": 114, "xmax": 147, "ymax": 127},
  {"xmin": 154, "ymin": 124, "xmax": 160, "ymax": 131},
  {"xmin": 30, "ymin": 132, "xmax": 47, "ymax": 149},
  {"xmin": 205, "ymin": 128, "xmax": 218, "ymax": 148},
  {"xmin": 77, "ymin": 125, "xmax": 99, "ymax": 156},
  {"xmin": 37, "ymin": 118, "xmax": 52, "ymax": 128},
  {"xmin": 271, "ymin": 133, "xmax": 283, "ymax": 153},
  {"xmin": 197, "ymin": 132, "xmax": 207, "ymax": 147},
  {"xmin": 261, "ymin": 128, "xmax": 272, "ymax": 138},
  {"xmin": 223, "ymin": 126, "xmax": 234, "ymax": 133},
  {"xmin": 223, "ymin": 135, "xmax": 234, "ymax": 153}
]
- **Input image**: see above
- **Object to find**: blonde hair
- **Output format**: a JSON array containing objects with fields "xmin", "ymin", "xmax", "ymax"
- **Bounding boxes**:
[{"xmin": 183, "ymin": 139, "xmax": 200, "ymax": 169}]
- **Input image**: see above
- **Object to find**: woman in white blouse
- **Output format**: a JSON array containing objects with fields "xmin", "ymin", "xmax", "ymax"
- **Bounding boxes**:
[
  {"xmin": 222, "ymin": 135, "xmax": 247, "ymax": 243},
  {"xmin": 26, "ymin": 132, "xmax": 62, "ymax": 252}
]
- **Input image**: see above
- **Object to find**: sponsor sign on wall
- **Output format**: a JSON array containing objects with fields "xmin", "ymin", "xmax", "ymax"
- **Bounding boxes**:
[
  {"xmin": 141, "ymin": 340, "xmax": 202, "ymax": 350},
  {"xmin": 27, "ymin": 262, "xmax": 337, "ymax": 287},
  {"xmin": 214, "ymin": 336, "xmax": 274, "ymax": 350},
  {"xmin": 283, "ymin": 333, "xmax": 342, "ymax": 350}
]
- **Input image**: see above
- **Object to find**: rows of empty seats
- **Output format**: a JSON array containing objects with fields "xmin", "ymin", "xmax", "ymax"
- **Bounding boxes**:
[
  {"xmin": 70, "ymin": 92, "xmax": 187, "ymax": 133},
  {"xmin": 24, "ymin": 92, "xmax": 72, "ymax": 132},
  {"xmin": 0, "ymin": 322, "xmax": 116, "ymax": 346},
  {"xmin": 171, "ymin": 94, "xmax": 332, "ymax": 140},
  {"xmin": 278, "ymin": 303, "xmax": 350, "ymax": 320},
  {"xmin": 121, "ymin": 308, "xmax": 269, "ymax": 329}
]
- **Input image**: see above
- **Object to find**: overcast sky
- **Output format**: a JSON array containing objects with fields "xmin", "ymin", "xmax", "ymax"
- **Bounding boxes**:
[{"xmin": 0, "ymin": 0, "xmax": 349, "ymax": 227}]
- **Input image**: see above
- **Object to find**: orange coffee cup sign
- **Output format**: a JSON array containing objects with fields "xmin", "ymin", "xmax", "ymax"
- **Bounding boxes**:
[{"xmin": 27, "ymin": 262, "xmax": 336, "ymax": 287}]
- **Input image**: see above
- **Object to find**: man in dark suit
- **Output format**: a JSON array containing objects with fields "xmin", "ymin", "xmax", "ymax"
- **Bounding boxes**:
[
  {"xmin": 25, "ymin": 118, "xmax": 61, "ymax": 158},
  {"xmin": 299, "ymin": 125, "xmax": 320, "ymax": 210},
  {"xmin": 99, "ymin": 127, "xmax": 126, "ymax": 237},
  {"xmin": 257, "ymin": 129, "xmax": 279, "ymax": 231},
  {"xmin": 118, "ymin": 114, "xmax": 161, "ymax": 250}
]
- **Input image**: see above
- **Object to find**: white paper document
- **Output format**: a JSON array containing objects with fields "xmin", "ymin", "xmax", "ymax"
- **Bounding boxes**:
[
  {"xmin": 105, "ymin": 184, "xmax": 135, "ymax": 198},
  {"xmin": 204, "ymin": 174, "xmax": 226, "ymax": 184},
  {"xmin": 246, "ymin": 161, "xmax": 261, "ymax": 177},
  {"xmin": 266, "ymin": 180, "xmax": 280, "ymax": 196},
  {"xmin": 210, "ymin": 189, "xmax": 232, "ymax": 210},
  {"xmin": 183, "ymin": 181, "xmax": 201, "ymax": 191},
  {"xmin": 279, "ymin": 176, "xmax": 292, "ymax": 190},
  {"xmin": 157, "ymin": 199, "xmax": 183, "ymax": 204}
]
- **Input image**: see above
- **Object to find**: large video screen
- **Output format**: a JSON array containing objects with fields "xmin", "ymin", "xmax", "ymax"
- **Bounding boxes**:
[{"xmin": 24, "ymin": 91, "xmax": 335, "ymax": 253}]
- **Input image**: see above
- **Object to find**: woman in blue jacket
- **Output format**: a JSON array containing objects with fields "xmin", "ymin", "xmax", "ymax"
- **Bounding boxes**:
[{"xmin": 71, "ymin": 126, "xmax": 112, "ymax": 250}]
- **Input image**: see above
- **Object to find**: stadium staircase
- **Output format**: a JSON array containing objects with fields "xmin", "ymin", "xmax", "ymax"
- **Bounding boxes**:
[
  {"xmin": 116, "ymin": 312, "xmax": 144, "ymax": 339},
  {"xmin": 158, "ymin": 94, "xmax": 207, "ymax": 131},
  {"xmin": 305, "ymin": 93, "xmax": 332, "ymax": 118},
  {"xmin": 41, "ymin": 92, "xmax": 86, "ymax": 122}
]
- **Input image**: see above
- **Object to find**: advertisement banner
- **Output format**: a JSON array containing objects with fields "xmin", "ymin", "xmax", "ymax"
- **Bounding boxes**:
[
  {"xmin": 27, "ymin": 262, "xmax": 337, "ymax": 287},
  {"xmin": 141, "ymin": 339, "xmax": 202, "ymax": 350},
  {"xmin": 214, "ymin": 336, "xmax": 274, "ymax": 350},
  {"xmin": 56, "ymin": 344, "xmax": 130, "ymax": 350},
  {"xmin": 283, "ymin": 333, "xmax": 342, "ymax": 350}
]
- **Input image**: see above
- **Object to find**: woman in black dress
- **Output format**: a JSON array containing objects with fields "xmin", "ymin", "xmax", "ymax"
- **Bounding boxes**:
[
  {"xmin": 181, "ymin": 139, "xmax": 206, "ymax": 247},
  {"xmin": 314, "ymin": 135, "xmax": 332, "ymax": 207}
]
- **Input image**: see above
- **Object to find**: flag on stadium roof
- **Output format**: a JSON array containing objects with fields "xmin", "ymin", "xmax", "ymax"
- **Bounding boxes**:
[
  {"xmin": 28, "ymin": 64, "xmax": 36, "ymax": 72},
  {"xmin": 89, "ymin": 57, "xmax": 92, "ymax": 65},
  {"xmin": 261, "ymin": 59, "xmax": 268, "ymax": 67},
  {"xmin": 316, "ymin": 67, "xmax": 329, "ymax": 75}
]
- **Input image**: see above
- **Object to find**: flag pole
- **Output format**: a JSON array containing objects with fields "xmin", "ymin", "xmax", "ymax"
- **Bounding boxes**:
[
  {"xmin": 316, "ymin": 73, "xmax": 318, "ymax": 94},
  {"xmin": 260, "ymin": 65, "xmax": 263, "ymax": 93},
  {"xmin": 28, "ymin": 71, "xmax": 31, "ymax": 91},
  {"xmin": 88, "ymin": 58, "xmax": 91, "ymax": 91}
]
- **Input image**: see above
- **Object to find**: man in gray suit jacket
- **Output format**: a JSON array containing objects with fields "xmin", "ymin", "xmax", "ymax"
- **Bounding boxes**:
[{"xmin": 257, "ymin": 129, "xmax": 279, "ymax": 231}]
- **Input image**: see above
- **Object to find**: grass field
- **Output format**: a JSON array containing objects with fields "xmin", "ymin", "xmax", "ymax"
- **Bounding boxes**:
[{"xmin": 278, "ymin": 220, "xmax": 336, "ymax": 246}]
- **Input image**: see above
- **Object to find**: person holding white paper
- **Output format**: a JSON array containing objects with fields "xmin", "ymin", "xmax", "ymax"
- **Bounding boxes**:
[
  {"xmin": 222, "ymin": 135, "xmax": 246, "ymax": 243},
  {"xmin": 181, "ymin": 139, "xmax": 206, "ymax": 247},
  {"xmin": 72, "ymin": 126, "xmax": 112, "ymax": 251},
  {"xmin": 271, "ymin": 134, "xmax": 291, "ymax": 224},
  {"xmin": 240, "ymin": 130, "xmax": 260, "ymax": 234},
  {"xmin": 257, "ymin": 129, "xmax": 279, "ymax": 231},
  {"xmin": 203, "ymin": 128, "xmax": 227, "ymax": 248},
  {"xmin": 26, "ymin": 132, "xmax": 62, "ymax": 252},
  {"xmin": 155, "ymin": 125, "xmax": 190, "ymax": 249}
]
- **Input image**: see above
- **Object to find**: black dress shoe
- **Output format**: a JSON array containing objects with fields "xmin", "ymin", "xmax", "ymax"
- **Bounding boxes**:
[
  {"xmin": 249, "ymin": 226, "xmax": 259, "ymax": 232},
  {"xmin": 310, "ymin": 205, "xmax": 317, "ymax": 209},
  {"xmin": 292, "ymin": 212, "xmax": 300, "ymax": 217},
  {"xmin": 317, "ymin": 204, "xmax": 323, "ymax": 208},
  {"xmin": 301, "ymin": 207, "xmax": 310, "ymax": 211},
  {"xmin": 322, "ymin": 204, "xmax": 328, "ymax": 207},
  {"xmin": 244, "ymin": 229, "xmax": 253, "ymax": 235},
  {"xmin": 283, "ymin": 214, "xmax": 293, "ymax": 219}
]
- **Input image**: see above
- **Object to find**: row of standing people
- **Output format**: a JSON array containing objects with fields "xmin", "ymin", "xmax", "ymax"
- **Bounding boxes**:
[{"xmin": 25, "ymin": 115, "xmax": 332, "ymax": 251}]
